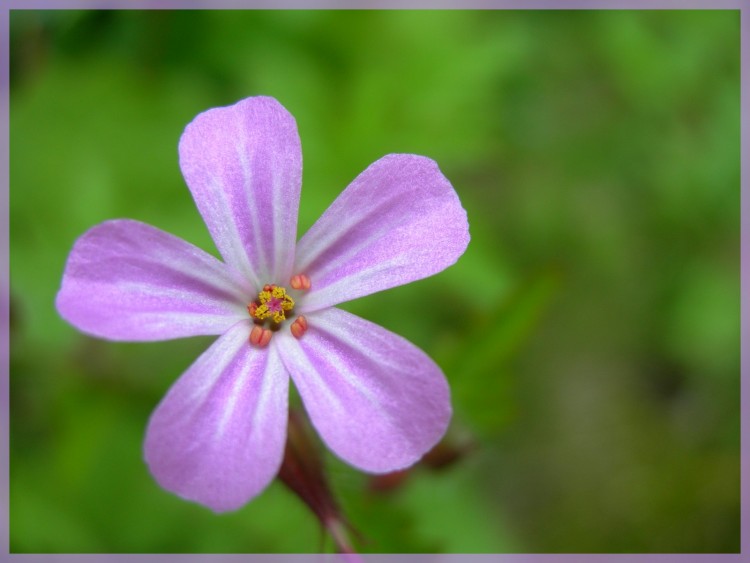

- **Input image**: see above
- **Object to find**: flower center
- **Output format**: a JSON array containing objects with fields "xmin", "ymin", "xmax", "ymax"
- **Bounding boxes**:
[
  {"xmin": 247, "ymin": 276, "xmax": 311, "ymax": 347},
  {"xmin": 248, "ymin": 284, "xmax": 295, "ymax": 324}
]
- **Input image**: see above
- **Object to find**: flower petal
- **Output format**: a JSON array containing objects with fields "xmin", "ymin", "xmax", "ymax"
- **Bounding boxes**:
[
  {"xmin": 56, "ymin": 219, "xmax": 250, "ymax": 341},
  {"xmin": 179, "ymin": 96, "xmax": 302, "ymax": 287},
  {"xmin": 277, "ymin": 308, "xmax": 451, "ymax": 473},
  {"xmin": 294, "ymin": 154, "xmax": 469, "ymax": 312},
  {"xmin": 144, "ymin": 320, "xmax": 289, "ymax": 512}
]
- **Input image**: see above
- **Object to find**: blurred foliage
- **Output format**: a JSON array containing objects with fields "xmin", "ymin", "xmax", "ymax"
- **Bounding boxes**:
[{"xmin": 9, "ymin": 9, "xmax": 740, "ymax": 553}]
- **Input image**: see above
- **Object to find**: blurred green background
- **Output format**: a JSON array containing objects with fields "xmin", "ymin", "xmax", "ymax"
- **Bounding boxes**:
[{"xmin": 9, "ymin": 9, "xmax": 740, "ymax": 553}]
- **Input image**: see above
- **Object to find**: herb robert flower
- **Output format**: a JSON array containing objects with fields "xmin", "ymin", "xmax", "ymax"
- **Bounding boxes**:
[{"xmin": 56, "ymin": 97, "xmax": 470, "ymax": 512}]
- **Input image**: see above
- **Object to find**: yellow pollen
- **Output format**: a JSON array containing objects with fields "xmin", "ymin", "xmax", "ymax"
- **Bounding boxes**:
[{"xmin": 249, "ymin": 284, "xmax": 295, "ymax": 324}]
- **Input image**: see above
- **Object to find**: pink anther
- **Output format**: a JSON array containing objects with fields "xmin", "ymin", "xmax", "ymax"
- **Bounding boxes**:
[
  {"xmin": 290, "ymin": 274, "xmax": 311, "ymax": 291},
  {"xmin": 249, "ymin": 325, "xmax": 272, "ymax": 347},
  {"xmin": 290, "ymin": 315, "xmax": 308, "ymax": 339}
]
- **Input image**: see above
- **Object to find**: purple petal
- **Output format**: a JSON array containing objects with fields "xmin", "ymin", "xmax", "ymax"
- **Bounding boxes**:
[
  {"xmin": 56, "ymin": 219, "xmax": 250, "ymax": 341},
  {"xmin": 277, "ymin": 308, "xmax": 451, "ymax": 473},
  {"xmin": 179, "ymin": 96, "xmax": 302, "ymax": 288},
  {"xmin": 294, "ymin": 154, "xmax": 469, "ymax": 312},
  {"xmin": 144, "ymin": 320, "xmax": 289, "ymax": 512}
]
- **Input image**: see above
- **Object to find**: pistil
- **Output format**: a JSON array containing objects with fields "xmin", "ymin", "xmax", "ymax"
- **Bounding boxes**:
[{"xmin": 247, "ymin": 279, "xmax": 311, "ymax": 346}]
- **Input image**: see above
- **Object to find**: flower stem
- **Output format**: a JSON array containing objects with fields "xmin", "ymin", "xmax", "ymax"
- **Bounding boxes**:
[{"xmin": 277, "ymin": 408, "xmax": 361, "ymax": 555}]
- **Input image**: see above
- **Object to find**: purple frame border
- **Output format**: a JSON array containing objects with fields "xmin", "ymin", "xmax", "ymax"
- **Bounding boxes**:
[{"xmin": 1, "ymin": 1, "xmax": 746, "ymax": 561}]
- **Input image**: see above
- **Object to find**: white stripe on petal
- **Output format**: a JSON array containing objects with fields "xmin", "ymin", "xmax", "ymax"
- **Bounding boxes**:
[
  {"xmin": 276, "ymin": 308, "xmax": 451, "ymax": 473},
  {"xmin": 294, "ymin": 154, "xmax": 469, "ymax": 310},
  {"xmin": 144, "ymin": 320, "xmax": 289, "ymax": 513},
  {"xmin": 56, "ymin": 219, "xmax": 251, "ymax": 341},
  {"xmin": 179, "ymin": 97, "xmax": 302, "ymax": 288}
]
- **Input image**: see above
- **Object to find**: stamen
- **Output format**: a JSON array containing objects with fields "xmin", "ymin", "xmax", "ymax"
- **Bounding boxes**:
[
  {"xmin": 290, "ymin": 274, "xmax": 311, "ymax": 291},
  {"xmin": 247, "ymin": 302, "xmax": 258, "ymax": 317},
  {"xmin": 249, "ymin": 325, "xmax": 272, "ymax": 347},
  {"xmin": 247, "ymin": 283, "xmax": 299, "ymax": 346},
  {"xmin": 250, "ymin": 284, "xmax": 295, "ymax": 323},
  {"xmin": 291, "ymin": 315, "xmax": 308, "ymax": 339}
]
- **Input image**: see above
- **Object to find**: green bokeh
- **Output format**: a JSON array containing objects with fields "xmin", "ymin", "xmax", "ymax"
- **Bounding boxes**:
[{"xmin": 9, "ymin": 10, "xmax": 740, "ymax": 553}]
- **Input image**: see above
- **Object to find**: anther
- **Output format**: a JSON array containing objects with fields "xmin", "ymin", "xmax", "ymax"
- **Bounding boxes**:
[
  {"xmin": 249, "ymin": 285, "xmax": 295, "ymax": 323},
  {"xmin": 290, "ymin": 315, "xmax": 308, "ymax": 339},
  {"xmin": 249, "ymin": 325, "xmax": 273, "ymax": 347},
  {"xmin": 290, "ymin": 274, "xmax": 311, "ymax": 291}
]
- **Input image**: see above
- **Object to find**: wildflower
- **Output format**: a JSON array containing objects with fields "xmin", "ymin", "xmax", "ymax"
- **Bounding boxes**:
[{"xmin": 56, "ymin": 96, "xmax": 470, "ymax": 512}]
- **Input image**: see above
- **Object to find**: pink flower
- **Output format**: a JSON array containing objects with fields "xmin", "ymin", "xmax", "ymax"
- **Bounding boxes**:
[{"xmin": 56, "ymin": 96, "xmax": 470, "ymax": 512}]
